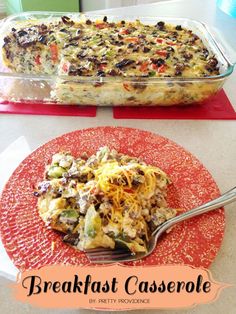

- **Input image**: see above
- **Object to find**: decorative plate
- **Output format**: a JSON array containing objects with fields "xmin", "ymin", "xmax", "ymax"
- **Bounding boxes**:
[{"xmin": 0, "ymin": 127, "xmax": 225, "ymax": 271}]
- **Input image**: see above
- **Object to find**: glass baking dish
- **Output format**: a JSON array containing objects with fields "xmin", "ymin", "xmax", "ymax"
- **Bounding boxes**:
[{"xmin": 0, "ymin": 12, "xmax": 234, "ymax": 106}]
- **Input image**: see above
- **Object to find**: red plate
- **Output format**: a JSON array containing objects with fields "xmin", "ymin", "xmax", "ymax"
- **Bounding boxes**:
[{"xmin": 0, "ymin": 127, "xmax": 225, "ymax": 271}]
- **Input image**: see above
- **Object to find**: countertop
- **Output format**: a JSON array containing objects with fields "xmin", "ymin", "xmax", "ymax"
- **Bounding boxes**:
[{"xmin": 0, "ymin": 0, "xmax": 236, "ymax": 313}]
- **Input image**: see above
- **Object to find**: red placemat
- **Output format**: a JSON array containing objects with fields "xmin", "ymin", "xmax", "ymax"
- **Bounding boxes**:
[
  {"xmin": 113, "ymin": 90, "xmax": 236, "ymax": 120},
  {"xmin": 0, "ymin": 101, "xmax": 97, "ymax": 117}
]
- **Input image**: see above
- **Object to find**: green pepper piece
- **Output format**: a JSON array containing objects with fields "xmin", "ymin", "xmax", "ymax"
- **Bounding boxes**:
[
  {"xmin": 48, "ymin": 166, "xmax": 66, "ymax": 178},
  {"xmin": 84, "ymin": 205, "xmax": 101, "ymax": 238},
  {"xmin": 115, "ymin": 238, "xmax": 147, "ymax": 253},
  {"xmin": 148, "ymin": 71, "xmax": 156, "ymax": 77},
  {"xmin": 60, "ymin": 209, "xmax": 79, "ymax": 219},
  {"xmin": 114, "ymin": 238, "xmax": 132, "ymax": 251}
]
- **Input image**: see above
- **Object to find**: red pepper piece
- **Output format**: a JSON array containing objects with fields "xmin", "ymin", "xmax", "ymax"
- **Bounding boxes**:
[
  {"xmin": 35, "ymin": 55, "xmax": 41, "ymax": 65},
  {"xmin": 156, "ymin": 38, "xmax": 164, "ymax": 43},
  {"xmin": 123, "ymin": 83, "xmax": 131, "ymax": 91},
  {"xmin": 124, "ymin": 188, "xmax": 134, "ymax": 193},
  {"xmin": 151, "ymin": 63, "xmax": 166, "ymax": 73},
  {"xmin": 124, "ymin": 37, "xmax": 139, "ymax": 43},
  {"xmin": 140, "ymin": 61, "xmax": 149, "ymax": 72},
  {"xmin": 119, "ymin": 28, "xmax": 130, "ymax": 35},
  {"xmin": 62, "ymin": 63, "xmax": 68, "ymax": 72},
  {"xmin": 50, "ymin": 43, "xmax": 58, "ymax": 63},
  {"xmin": 156, "ymin": 50, "xmax": 167, "ymax": 57},
  {"xmin": 151, "ymin": 63, "xmax": 158, "ymax": 70},
  {"xmin": 95, "ymin": 23, "xmax": 107, "ymax": 29},
  {"xmin": 157, "ymin": 64, "xmax": 166, "ymax": 73}
]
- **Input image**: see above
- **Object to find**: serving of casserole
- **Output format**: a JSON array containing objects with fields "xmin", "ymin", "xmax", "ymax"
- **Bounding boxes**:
[{"xmin": 34, "ymin": 147, "xmax": 177, "ymax": 254}]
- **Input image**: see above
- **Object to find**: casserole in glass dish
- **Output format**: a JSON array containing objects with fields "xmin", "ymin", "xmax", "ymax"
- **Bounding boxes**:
[{"xmin": 0, "ymin": 12, "xmax": 234, "ymax": 106}]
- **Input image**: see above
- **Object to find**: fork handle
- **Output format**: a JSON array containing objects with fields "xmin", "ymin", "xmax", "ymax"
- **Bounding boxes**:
[{"xmin": 153, "ymin": 186, "xmax": 236, "ymax": 235}]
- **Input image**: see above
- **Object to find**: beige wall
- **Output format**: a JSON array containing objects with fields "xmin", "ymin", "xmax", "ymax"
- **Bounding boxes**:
[{"xmin": 0, "ymin": 0, "xmax": 5, "ymax": 13}]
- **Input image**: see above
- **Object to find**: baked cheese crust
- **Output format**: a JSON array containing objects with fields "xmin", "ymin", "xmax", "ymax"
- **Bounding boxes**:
[
  {"xmin": 2, "ymin": 16, "xmax": 221, "ymax": 106},
  {"xmin": 3, "ymin": 16, "xmax": 219, "ymax": 77}
]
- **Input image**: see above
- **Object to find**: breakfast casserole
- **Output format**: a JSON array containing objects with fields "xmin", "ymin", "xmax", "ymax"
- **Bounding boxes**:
[
  {"xmin": 34, "ymin": 147, "xmax": 177, "ymax": 253},
  {"xmin": 2, "ymin": 15, "xmax": 221, "ymax": 105}
]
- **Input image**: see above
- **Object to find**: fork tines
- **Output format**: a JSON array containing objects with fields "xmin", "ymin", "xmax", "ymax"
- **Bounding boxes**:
[{"xmin": 85, "ymin": 248, "xmax": 133, "ymax": 263}]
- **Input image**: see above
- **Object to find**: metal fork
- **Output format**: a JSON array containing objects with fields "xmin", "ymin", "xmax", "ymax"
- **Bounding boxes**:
[{"xmin": 86, "ymin": 186, "xmax": 236, "ymax": 263}]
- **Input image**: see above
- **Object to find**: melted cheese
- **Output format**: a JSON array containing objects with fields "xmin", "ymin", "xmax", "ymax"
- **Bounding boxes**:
[{"xmin": 94, "ymin": 160, "xmax": 168, "ymax": 218}]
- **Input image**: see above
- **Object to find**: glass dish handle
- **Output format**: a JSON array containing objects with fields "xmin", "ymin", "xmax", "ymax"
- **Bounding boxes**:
[
  {"xmin": 0, "ymin": 17, "xmax": 7, "ymax": 28},
  {"xmin": 207, "ymin": 25, "xmax": 236, "ymax": 67}
]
